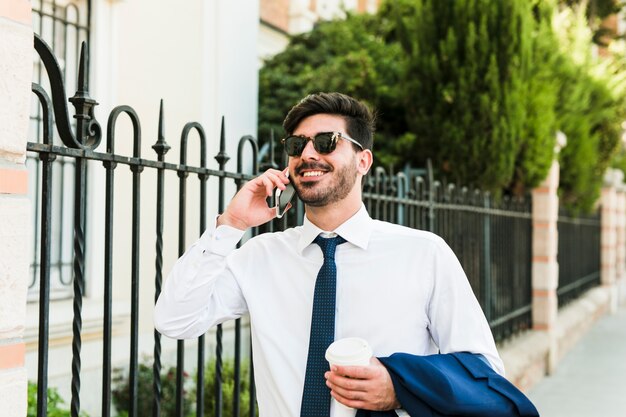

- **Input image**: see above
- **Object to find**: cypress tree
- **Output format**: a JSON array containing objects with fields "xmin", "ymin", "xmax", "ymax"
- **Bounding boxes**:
[{"xmin": 389, "ymin": 0, "xmax": 556, "ymax": 193}]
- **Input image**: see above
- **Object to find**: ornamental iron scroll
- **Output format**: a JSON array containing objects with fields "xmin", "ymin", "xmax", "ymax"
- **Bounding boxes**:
[{"xmin": 34, "ymin": 34, "xmax": 102, "ymax": 150}]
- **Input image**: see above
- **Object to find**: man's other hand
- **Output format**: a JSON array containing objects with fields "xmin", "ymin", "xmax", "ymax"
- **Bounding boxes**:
[{"xmin": 325, "ymin": 357, "xmax": 400, "ymax": 411}]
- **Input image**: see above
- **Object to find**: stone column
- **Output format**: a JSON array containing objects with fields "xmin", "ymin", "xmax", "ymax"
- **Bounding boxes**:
[
  {"xmin": 601, "ymin": 169, "xmax": 624, "ymax": 312},
  {"xmin": 531, "ymin": 132, "xmax": 565, "ymax": 374},
  {"xmin": 0, "ymin": 1, "xmax": 33, "ymax": 416},
  {"xmin": 618, "ymin": 185, "xmax": 626, "ymax": 305}
]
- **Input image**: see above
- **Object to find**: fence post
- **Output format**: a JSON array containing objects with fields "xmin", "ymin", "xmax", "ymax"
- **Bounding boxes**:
[
  {"xmin": 0, "ymin": 2, "xmax": 32, "ymax": 416},
  {"xmin": 482, "ymin": 193, "xmax": 492, "ymax": 323},
  {"xmin": 601, "ymin": 169, "xmax": 624, "ymax": 313},
  {"xmin": 618, "ymin": 184, "xmax": 626, "ymax": 306},
  {"xmin": 427, "ymin": 159, "xmax": 436, "ymax": 233},
  {"xmin": 531, "ymin": 135, "xmax": 563, "ymax": 374}
]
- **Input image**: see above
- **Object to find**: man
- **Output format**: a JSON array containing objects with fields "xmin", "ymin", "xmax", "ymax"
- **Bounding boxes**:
[{"xmin": 154, "ymin": 92, "xmax": 504, "ymax": 416}]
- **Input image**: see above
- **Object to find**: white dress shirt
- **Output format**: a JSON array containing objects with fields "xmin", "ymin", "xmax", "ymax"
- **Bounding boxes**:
[{"xmin": 154, "ymin": 205, "xmax": 504, "ymax": 417}]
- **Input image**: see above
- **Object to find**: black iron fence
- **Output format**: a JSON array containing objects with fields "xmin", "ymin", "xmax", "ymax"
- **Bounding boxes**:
[
  {"xmin": 557, "ymin": 209, "xmax": 601, "ymax": 307},
  {"xmin": 360, "ymin": 166, "xmax": 533, "ymax": 342},
  {"xmin": 27, "ymin": 31, "xmax": 600, "ymax": 417},
  {"xmin": 267, "ymin": 163, "xmax": 534, "ymax": 344},
  {"xmin": 30, "ymin": 33, "xmax": 263, "ymax": 417}
]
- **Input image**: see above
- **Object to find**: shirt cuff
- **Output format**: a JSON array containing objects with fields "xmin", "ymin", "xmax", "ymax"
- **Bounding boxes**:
[{"xmin": 198, "ymin": 217, "xmax": 246, "ymax": 256}]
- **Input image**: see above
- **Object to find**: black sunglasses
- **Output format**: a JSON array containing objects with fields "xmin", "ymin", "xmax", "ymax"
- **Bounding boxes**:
[{"xmin": 281, "ymin": 132, "xmax": 363, "ymax": 157}]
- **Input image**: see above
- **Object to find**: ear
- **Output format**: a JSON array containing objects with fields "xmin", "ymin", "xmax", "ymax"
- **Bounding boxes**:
[{"xmin": 357, "ymin": 149, "xmax": 373, "ymax": 176}]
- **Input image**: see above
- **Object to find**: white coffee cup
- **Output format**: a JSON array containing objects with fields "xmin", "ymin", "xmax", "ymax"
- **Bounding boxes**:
[{"xmin": 325, "ymin": 337, "xmax": 373, "ymax": 417}]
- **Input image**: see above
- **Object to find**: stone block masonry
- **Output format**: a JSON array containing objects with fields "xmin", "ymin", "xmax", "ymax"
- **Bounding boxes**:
[{"xmin": 0, "ymin": 1, "xmax": 32, "ymax": 416}]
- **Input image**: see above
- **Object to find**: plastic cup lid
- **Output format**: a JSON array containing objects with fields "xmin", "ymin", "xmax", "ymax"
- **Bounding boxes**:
[{"xmin": 325, "ymin": 337, "xmax": 372, "ymax": 365}]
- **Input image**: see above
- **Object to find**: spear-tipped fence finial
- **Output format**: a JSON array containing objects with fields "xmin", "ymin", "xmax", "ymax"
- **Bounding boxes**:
[
  {"xmin": 68, "ymin": 40, "xmax": 101, "ymax": 149},
  {"xmin": 152, "ymin": 99, "xmax": 171, "ymax": 161},
  {"xmin": 215, "ymin": 116, "xmax": 230, "ymax": 169}
]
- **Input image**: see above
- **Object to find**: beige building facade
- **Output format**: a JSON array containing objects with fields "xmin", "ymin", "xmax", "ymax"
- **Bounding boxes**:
[{"xmin": 258, "ymin": 0, "xmax": 380, "ymax": 66}]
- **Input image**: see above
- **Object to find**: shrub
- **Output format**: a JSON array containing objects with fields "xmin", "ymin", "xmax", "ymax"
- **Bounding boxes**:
[
  {"xmin": 195, "ymin": 358, "xmax": 257, "ymax": 417},
  {"xmin": 111, "ymin": 357, "xmax": 256, "ymax": 417},
  {"xmin": 112, "ymin": 363, "xmax": 192, "ymax": 417},
  {"xmin": 27, "ymin": 381, "xmax": 89, "ymax": 417}
]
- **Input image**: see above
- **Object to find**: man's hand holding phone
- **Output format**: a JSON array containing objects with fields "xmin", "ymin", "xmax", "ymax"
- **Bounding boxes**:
[
  {"xmin": 217, "ymin": 168, "xmax": 293, "ymax": 231},
  {"xmin": 275, "ymin": 172, "xmax": 295, "ymax": 218}
]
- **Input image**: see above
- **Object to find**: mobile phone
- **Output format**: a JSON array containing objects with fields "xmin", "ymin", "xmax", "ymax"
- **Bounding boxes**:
[{"xmin": 275, "ymin": 179, "xmax": 296, "ymax": 219}]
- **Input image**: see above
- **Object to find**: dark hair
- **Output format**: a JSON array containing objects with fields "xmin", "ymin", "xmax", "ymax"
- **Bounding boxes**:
[{"xmin": 282, "ymin": 92, "xmax": 376, "ymax": 150}]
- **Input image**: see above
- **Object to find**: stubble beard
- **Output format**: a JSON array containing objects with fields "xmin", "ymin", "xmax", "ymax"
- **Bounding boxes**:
[{"xmin": 293, "ymin": 158, "xmax": 358, "ymax": 207}]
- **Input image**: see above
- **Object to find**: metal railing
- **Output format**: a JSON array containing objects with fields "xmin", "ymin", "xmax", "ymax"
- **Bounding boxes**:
[
  {"xmin": 557, "ymin": 209, "xmax": 601, "ymax": 307},
  {"xmin": 361, "ymin": 166, "xmax": 533, "ymax": 342},
  {"xmin": 30, "ymin": 33, "xmax": 260, "ymax": 417}
]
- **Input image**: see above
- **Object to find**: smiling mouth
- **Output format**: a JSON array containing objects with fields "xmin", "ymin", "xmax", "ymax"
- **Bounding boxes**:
[
  {"xmin": 302, "ymin": 171, "xmax": 325, "ymax": 177},
  {"xmin": 297, "ymin": 163, "xmax": 331, "ymax": 178}
]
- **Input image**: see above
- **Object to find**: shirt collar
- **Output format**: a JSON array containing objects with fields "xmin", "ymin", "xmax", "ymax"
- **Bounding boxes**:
[{"xmin": 297, "ymin": 204, "xmax": 372, "ymax": 253}]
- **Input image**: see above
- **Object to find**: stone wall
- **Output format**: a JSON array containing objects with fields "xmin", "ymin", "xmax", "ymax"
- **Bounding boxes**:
[
  {"xmin": 501, "ymin": 147, "xmax": 626, "ymax": 391},
  {"xmin": 0, "ymin": 1, "xmax": 32, "ymax": 416}
]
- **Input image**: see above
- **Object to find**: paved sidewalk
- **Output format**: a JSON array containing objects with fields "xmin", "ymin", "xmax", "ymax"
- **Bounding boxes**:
[{"xmin": 527, "ymin": 306, "xmax": 626, "ymax": 417}]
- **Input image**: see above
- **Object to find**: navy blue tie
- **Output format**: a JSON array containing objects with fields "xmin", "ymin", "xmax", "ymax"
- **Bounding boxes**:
[{"xmin": 301, "ymin": 235, "xmax": 346, "ymax": 417}]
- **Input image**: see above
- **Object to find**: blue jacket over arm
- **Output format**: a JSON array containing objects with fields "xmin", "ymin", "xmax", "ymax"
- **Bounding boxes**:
[{"xmin": 356, "ymin": 352, "xmax": 539, "ymax": 417}]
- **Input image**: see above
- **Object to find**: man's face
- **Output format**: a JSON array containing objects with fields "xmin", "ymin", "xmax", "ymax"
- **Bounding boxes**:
[{"xmin": 288, "ymin": 114, "xmax": 361, "ymax": 207}]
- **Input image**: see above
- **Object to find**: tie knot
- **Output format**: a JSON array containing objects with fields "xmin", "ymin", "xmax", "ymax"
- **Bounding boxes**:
[{"xmin": 314, "ymin": 235, "xmax": 346, "ymax": 259}]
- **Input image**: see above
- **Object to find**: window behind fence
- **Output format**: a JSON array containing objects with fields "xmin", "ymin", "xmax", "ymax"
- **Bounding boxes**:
[{"xmin": 28, "ymin": 0, "xmax": 91, "ymax": 301}]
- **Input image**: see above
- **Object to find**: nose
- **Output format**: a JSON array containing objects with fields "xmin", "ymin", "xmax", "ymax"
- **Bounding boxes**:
[{"xmin": 299, "ymin": 138, "xmax": 320, "ymax": 160}]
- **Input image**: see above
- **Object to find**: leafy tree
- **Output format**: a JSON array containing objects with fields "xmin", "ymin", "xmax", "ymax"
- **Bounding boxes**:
[
  {"xmin": 559, "ymin": 0, "xmax": 625, "ymax": 46},
  {"xmin": 258, "ymin": 12, "xmax": 406, "ymax": 168},
  {"xmin": 553, "ymin": 5, "xmax": 626, "ymax": 212}
]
